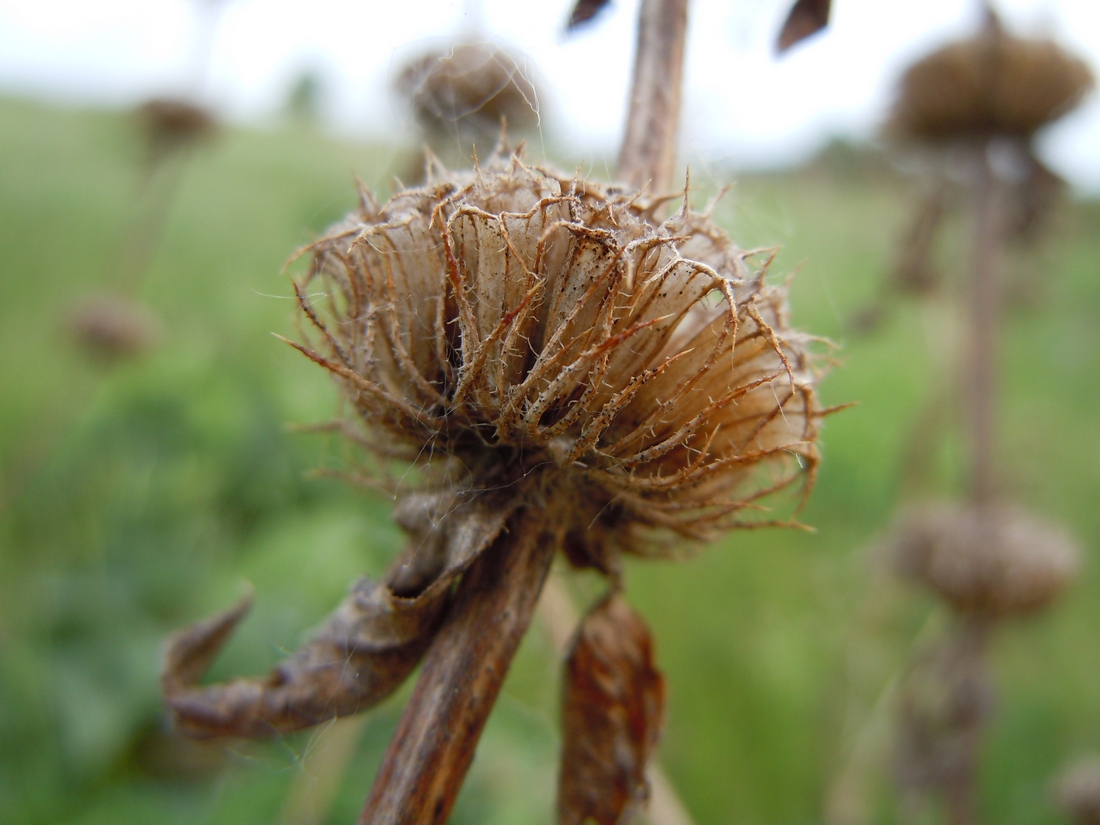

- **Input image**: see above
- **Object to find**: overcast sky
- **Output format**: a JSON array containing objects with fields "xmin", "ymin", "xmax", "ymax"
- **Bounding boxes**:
[{"xmin": 2, "ymin": 0, "xmax": 1099, "ymax": 190}]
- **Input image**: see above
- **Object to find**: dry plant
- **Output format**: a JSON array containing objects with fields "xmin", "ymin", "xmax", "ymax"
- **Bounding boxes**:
[
  {"xmin": 857, "ymin": 11, "xmax": 1094, "ymax": 823},
  {"xmin": 162, "ymin": 1, "xmax": 832, "ymax": 822},
  {"xmin": 881, "ymin": 5, "xmax": 1093, "ymax": 506},
  {"xmin": 857, "ymin": 8, "xmax": 1095, "ymax": 338},
  {"xmin": 884, "ymin": 503, "xmax": 1079, "ymax": 825},
  {"xmin": 395, "ymin": 43, "xmax": 540, "ymax": 162},
  {"xmin": 66, "ymin": 293, "xmax": 162, "ymax": 362},
  {"xmin": 136, "ymin": 97, "xmax": 218, "ymax": 168}
]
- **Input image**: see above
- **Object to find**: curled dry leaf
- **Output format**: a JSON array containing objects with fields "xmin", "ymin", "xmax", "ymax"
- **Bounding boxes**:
[
  {"xmin": 776, "ymin": 0, "xmax": 832, "ymax": 54},
  {"xmin": 162, "ymin": 488, "xmax": 519, "ymax": 739},
  {"xmin": 560, "ymin": 593, "xmax": 666, "ymax": 825}
]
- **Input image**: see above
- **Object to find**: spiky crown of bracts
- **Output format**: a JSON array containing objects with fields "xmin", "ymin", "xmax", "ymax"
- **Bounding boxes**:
[{"xmin": 293, "ymin": 154, "xmax": 821, "ymax": 568}]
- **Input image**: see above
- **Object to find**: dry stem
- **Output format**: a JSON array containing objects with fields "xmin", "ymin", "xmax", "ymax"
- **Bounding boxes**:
[
  {"xmin": 618, "ymin": 0, "xmax": 689, "ymax": 193},
  {"xmin": 357, "ymin": 507, "xmax": 557, "ymax": 824},
  {"xmin": 967, "ymin": 139, "xmax": 1001, "ymax": 505}
]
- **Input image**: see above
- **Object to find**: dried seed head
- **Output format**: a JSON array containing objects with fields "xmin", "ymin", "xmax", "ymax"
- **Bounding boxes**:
[
  {"xmin": 67, "ymin": 294, "xmax": 161, "ymax": 361},
  {"xmin": 1056, "ymin": 758, "xmax": 1100, "ymax": 825},
  {"xmin": 296, "ymin": 154, "xmax": 821, "ymax": 569},
  {"xmin": 886, "ymin": 18, "xmax": 1094, "ymax": 143},
  {"xmin": 889, "ymin": 502, "xmax": 1080, "ymax": 618},
  {"xmin": 395, "ymin": 44, "xmax": 539, "ymax": 144},
  {"xmin": 136, "ymin": 98, "xmax": 217, "ymax": 158}
]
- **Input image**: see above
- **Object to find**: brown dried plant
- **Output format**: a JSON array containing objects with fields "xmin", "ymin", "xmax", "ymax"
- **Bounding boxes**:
[
  {"xmin": 293, "ymin": 155, "xmax": 820, "ymax": 553},
  {"xmin": 889, "ymin": 502, "xmax": 1079, "ymax": 620},
  {"xmin": 395, "ymin": 43, "xmax": 539, "ymax": 148},
  {"xmin": 136, "ymin": 97, "xmax": 218, "ymax": 167},
  {"xmin": 884, "ymin": 503, "xmax": 1079, "ymax": 825},
  {"xmin": 163, "ymin": 149, "xmax": 824, "ymax": 822},
  {"xmin": 163, "ymin": 1, "xmax": 829, "ymax": 822},
  {"xmin": 885, "ymin": 13, "xmax": 1093, "ymax": 144}
]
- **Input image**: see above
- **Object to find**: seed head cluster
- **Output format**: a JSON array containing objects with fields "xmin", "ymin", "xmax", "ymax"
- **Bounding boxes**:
[
  {"xmin": 294, "ymin": 155, "xmax": 821, "ymax": 569},
  {"xmin": 886, "ymin": 19, "xmax": 1093, "ymax": 143},
  {"xmin": 395, "ymin": 44, "xmax": 540, "ymax": 144},
  {"xmin": 889, "ymin": 502, "xmax": 1079, "ymax": 618}
]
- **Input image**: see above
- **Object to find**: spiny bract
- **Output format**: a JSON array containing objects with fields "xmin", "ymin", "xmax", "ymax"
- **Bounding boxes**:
[{"xmin": 294, "ymin": 154, "xmax": 822, "ymax": 570}]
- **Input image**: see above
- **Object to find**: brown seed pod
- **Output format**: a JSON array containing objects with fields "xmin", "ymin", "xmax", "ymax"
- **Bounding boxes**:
[
  {"xmin": 394, "ymin": 43, "xmax": 540, "ymax": 145},
  {"xmin": 886, "ymin": 19, "xmax": 1094, "ymax": 143},
  {"xmin": 1056, "ymin": 758, "xmax": 1100, "ymax": 825},
  {"xmin": 294, "ymin": 153, "xmax": 822, "ymax": 570},
  {"xmin": 67, "ymin": 294, "xmax": 161, "ymax": 361},
  {"xmin": 888, "ymin": 501, "xmax": 1080, "ymax": 618},
  {"xmin": 136, "ymin": 97, "xmax": 217, "ymax": 160}
]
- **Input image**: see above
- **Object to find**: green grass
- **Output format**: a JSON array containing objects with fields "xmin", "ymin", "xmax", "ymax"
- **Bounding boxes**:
[{"xmin": 1, "ymin": 95, "xmax": 1098, "ymax": 825}]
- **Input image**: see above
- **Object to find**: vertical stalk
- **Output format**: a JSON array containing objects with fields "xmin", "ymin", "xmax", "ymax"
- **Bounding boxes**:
[
  {"xmin": 618, "ymin": 0, "xmax": 690, "ymax": 194},
  {"xmin": 944, "ymin": 617, "xmax": 993, "ymax": 825},
  {"xmin": 358, "ymin": 508, "xmax": 557, "ymax": 825},
  {"xmin": 967, "ymin": 139, "xmax": 1001, "ymax": 505}
]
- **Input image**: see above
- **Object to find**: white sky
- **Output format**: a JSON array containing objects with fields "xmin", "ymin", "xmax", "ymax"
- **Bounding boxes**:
[{"xmin": 2, "ymin": 0, "xmax": 1100, "ymax": 190}]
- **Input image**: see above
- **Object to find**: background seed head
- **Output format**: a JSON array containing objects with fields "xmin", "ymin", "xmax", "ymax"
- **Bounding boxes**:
[
  {"xmin": 296, "ymin": 155, "xmax": 822, "ymax": 568},
  {"xmin": 888, "ymin": 501, "xmax": 1080, "ymax": 618},
  {"xmin": 395, "ymin": 44, "xmax": 540, "ymax": 145},
  {"xmin": 886, "ymin": 19, "xmax": 1094, "ymax": 143}
]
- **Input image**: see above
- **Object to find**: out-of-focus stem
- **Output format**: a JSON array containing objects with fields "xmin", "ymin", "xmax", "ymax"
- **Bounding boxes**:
[
  {"xmin": 357, "ymin": 508, "xmax": 556, "ymax": 825},
  {"xmin": 537, "ymin": 574, "xmax": 696, "ymax": 825},
  {"xmin": 967, "ymin": 139, "xmax": 1001, "ymax": 505},
  {"xmin": 279, "ymin": 715, "xmax": 370, "ymax": 825},
  {"xmin": 944, "ymin": 616, "xmax": 993, "ymax": 825},
  {"xmin": 618, "ymin": 0, "xmax": 689, "ymax": 194}
]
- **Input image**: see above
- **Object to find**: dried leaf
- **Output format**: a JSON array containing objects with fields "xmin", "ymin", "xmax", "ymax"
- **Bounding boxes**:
[
  {"xmin": 566, "ymin": 0, "xmax": 613, "ymax": 31},
  {"xmin": 776, "ymin": 0, "xmax": 831, "ymax": 54},
  {"xmin": 559, "ymin": 594, "xmax": 666, "ymax": 825},
  {"xmin": 162, "ymin": 489, "xmax": 520, "ymax": 739}
]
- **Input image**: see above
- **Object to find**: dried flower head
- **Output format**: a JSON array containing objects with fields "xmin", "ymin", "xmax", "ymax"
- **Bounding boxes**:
[
  {"xmin": 136, "ymin": 98, "xmax": 217, "ymax": 159},
  {"xmin": 886, "ymin": 17, "xmax": 1094, "ymax": 143},
  {"xmin": 1056, "ymin": 758, "xmax": 1100, "ymax": 825},
  {"xmin": 294, "ymin": 154, "xmax": 821, "ymax": 570},
  {"xmin": 395, "ymin": 44, "xmax": 539, "ymax": 145},
  {"xmin": 67, "ymin": 294, "xmax": 161, "ymax": 360},
  {"xmin": 889, "ymin": 501, "xmax": 1079, "ymax": 618}
]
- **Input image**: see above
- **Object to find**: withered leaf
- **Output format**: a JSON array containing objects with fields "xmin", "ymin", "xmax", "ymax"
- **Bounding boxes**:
[
  {"xmin": 566, "ymin": 0, "xmax": 613, "ymax": 32},
  {"xmin": 162, "ymin": 488, "xmax": 521, "ymax": 739},
  {"xmin": 776, "ymin": 0, "xmax": 832, "ymax": 54},
  {"xmin": 559, "ymin": 593, "xmax": 666, "ymax": 825}
]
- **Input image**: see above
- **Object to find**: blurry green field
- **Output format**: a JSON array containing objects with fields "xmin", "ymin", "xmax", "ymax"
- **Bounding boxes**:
[{"xmin": 1, "ymin": 95, "xmax": 1099, "ymax": 825}]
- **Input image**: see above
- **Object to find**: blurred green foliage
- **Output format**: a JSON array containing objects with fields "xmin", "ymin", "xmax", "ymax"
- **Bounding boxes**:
[{"xmin": 1, "ymin": 96, "xmax": 1098, "ymax": 825}]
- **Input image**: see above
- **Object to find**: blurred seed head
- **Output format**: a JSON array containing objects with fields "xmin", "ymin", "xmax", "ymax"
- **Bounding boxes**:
[
  {"xmin": 886, "ymin": 17, "xmax": 1094, "ymax": 144},
  {"xmin": 888, "ymin": 501, "xmax": 1080, "ymax": 618},
  {"xmin": 295, "ymin": 154, "xmax": 822, "ymax": 569},
  {"xmin": 67, "ymin": 294, "xmax": 161, "ymax": 361},
  {"xmin": 395, "ymin": 44, "xmax": 540, "ymax": 147},
  {"xmin": 136, "ymin": 97, "xmax": 218, "ymax": 162},
  {"xmin": 1056, "ymin": 758, "xmax": 1100, "ymax": 825}
]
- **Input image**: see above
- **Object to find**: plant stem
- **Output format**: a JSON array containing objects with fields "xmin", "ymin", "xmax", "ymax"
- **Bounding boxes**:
[
  {"xmin": 357, "ymin": 507, "xmax": 556, "ymax": 825},
  {"xmin": 618, "ymin": 0, "xmax": 689, "ymax": 194},
  {"xmin": 944, "ymin": 616, "xmax": 993, "ymax": 825},
  {"xmin": 967, "ymin": 139, "xmax": 1001, "ymax": 505}
]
